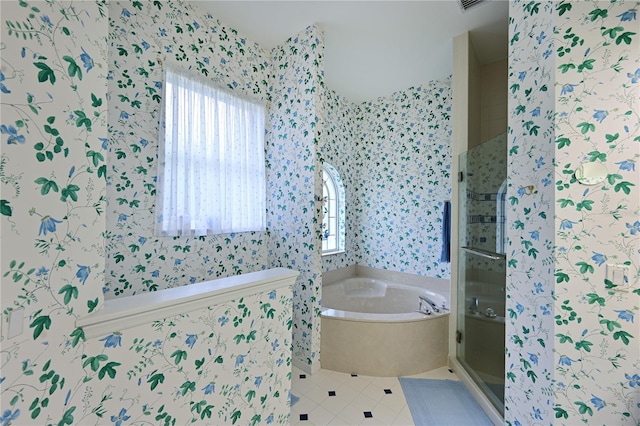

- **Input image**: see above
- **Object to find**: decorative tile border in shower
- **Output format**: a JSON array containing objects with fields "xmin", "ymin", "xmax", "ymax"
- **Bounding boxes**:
[
  {"xmin": 466, "ymin": 190, "xmax": 500, "ymax": 202},
  {"xmin": 467, "ymin": 215, "xmax": 501, "ymax": 224}
]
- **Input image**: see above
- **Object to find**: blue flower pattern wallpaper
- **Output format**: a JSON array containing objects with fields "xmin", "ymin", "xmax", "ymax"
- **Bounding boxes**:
[
  {"xmin": 358, "ymin": 84, "xmax": 453, "ymax": 277},
  {"xmin": 266, "ymin": 26, "xmax": 325, "ymax": 372},
  {"xmin": 321, "ymin": 82, "xmax": 453, "ymax": 279},
  {"xmin": 506, "ymin": 1, "xmax": 639, "ymax": 424},
  {"xmin": 1, "ymin": 1, "xmax": 296, "ymax": 424},
  {"xmin": 1, "ymin": 0, "xmax": 638, "ymax": 424},
  {"xmin": 321, "ymin": 89, "xmax": 358, "ymax": 272},
  {"xmin": 107, "ymin": 1, "xmax": 273, "ymax": 298}
]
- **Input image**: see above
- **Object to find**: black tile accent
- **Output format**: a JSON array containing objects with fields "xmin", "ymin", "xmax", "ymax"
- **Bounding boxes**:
[
  {"xmin": 299, "ymin": 414, "xmax": 308, "ymax": 421},
  {"xmin": 384, "ymin": 389, "xmax": 392, "ymax": 394},
  {"xmin": 328, "ymin": 391, "xmax": 336, "ymax": 397},
  {"xmin": 363, "ymin": 411, "xmax": 373, "ymax": 418},
  {"xmin": 351, "ymin": 373, "xmax": 358, "ymax": 377},
  {"xmin": 299, "ymin": 374, "xmax": 306, "ymax": 379}
]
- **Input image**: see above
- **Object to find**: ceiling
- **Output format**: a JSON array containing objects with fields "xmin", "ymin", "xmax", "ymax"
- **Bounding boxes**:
[{"xmin": 200, "ymin": 1, "xmax": 509, "ymax": 103}]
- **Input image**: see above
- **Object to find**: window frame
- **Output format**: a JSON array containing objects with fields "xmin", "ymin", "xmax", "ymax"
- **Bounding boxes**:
[
  {"xmin": 155, "ymin": 65, "xmax": 266, "ymax": 237},
  {"xmin": 321, "ymin": 162, "xmax": 345, "ymax": 255}
]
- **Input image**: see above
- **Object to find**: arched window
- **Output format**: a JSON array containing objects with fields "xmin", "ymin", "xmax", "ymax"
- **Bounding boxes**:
[{"xmin": 322, "ymin": 163, "xmax": 345, "ymax": 254}]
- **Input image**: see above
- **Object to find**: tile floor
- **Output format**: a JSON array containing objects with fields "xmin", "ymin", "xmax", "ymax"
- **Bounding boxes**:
[{"xmin": 290, "ymin": 366, "xmax": 459, "ymax": 425}]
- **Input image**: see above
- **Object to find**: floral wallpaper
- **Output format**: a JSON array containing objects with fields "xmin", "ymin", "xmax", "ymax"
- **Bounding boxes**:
[
  {"xmin": 506, "ymin": 0, "xmax": 639, "ymax": 424},
  {"xmin": 266, "ymin": 26, "xmax": 325, "ymax": 373},
  {"xmin": 1, "ymin": 0, "xmax": 109, "ymax": 423},
  {"xmin": 551, "ymin": 0, "xmax": 639, "ymax": 423},
  {"xmin": 321, "ymin": 83, "xmax": 453, "ymax": 279},
  {"xmin": 1, "ymin": 1, "xmax": 295, "ymax": 424},
  {"xmin": 81, "ymin": 288, "xmax": 295, "ymax": 426},
  {"xmin": 357, "ymin": 82, "xmax": 453, "ymax": 278},
  {"xmin": 106, "ymin": 0, "xmax": 272, "ymax": 297},
  {"xmin": 4, "ymin": 0, "xmax": 636, "ymax": 424},
  {"xmin": 320, "ymin": 88, "xmax": 359, "ymax": 272},
  {"xmin": 505, "ymin": 1, "xmax": 557, "ymax": 421}
]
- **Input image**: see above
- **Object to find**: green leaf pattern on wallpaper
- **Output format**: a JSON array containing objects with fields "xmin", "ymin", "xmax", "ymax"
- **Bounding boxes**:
[
  {"xmin": 2, "ymin": 1, "xmax": 294, "ymax": 424},
  {"xmin": 107, "ymin": 1, "xmax": 273, "ymax": 298},
  {"xmin": 507, "ymin": 0, "xmax": 639, "ymax": 424},
  {"xmin": 361, "ymin": 86, "xmax": 452, "ymax": 276},
  {"xmin": 321, "ymin": 84, "xmax": 452, "ymax": 277},
  {"xmin": 266, "ymin": 26, "xmax": 325, "ymax": 369}
]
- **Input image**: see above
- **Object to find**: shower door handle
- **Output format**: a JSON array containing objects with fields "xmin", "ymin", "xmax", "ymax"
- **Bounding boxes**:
[{"xmin": 461, "ymin": 246, "xmax": 505, "ymax": 260}]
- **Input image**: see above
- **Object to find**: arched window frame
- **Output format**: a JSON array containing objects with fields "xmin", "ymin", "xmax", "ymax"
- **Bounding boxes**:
[{"xmin": 322, "ymin": 163, "xmax": 345, "ymax": 255}]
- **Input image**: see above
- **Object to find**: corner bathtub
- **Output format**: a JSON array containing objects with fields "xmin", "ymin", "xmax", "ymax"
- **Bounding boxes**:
[{"xmin": 321, "ymin": 277, "xmax": 449, "ymax": 377}]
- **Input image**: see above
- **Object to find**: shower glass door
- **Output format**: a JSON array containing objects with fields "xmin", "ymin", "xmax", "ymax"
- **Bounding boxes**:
[{"xmin": 456, "ymin": 133, "xmax": 507, "ymax": 414}]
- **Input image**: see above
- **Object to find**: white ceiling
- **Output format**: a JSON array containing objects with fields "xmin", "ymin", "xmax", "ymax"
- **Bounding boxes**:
[{"xmin": 198, "ymin": 1, "xmax": 509, "ymax": 103}]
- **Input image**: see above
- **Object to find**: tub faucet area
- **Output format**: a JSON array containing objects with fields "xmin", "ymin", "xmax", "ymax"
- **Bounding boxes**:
[
  {"xmin": 419, "ymin": 295, "xmax": 441, "ymax": 314},
  {"xmin": 469, "ymin": 297, "xmax": 479, "ymax": 314}
]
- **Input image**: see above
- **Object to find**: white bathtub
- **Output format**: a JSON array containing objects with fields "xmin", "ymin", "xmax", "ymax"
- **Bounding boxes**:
[
  {"xmin": 322, "ymin": 277, "xmax": 448, "ymax": 319},
  {"xmin": 321, "ymin": 275, "xmax": 449, "ymax": 376}
]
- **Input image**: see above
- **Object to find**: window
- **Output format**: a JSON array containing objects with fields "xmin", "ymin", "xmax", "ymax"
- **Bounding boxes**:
[
  {"xmin": 322, "ymin": 163, "xmax": 345, "ymax": 254},
  {"xmin": 155, "ymin": 65, "xmax": 266, "ymax": 236}
]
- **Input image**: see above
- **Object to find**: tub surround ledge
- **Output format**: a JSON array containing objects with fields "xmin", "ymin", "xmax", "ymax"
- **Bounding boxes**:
[
  {"xmin": 321, "ymin": 267, "xmax": 451, "ymax": 376},
  {"xmin": 77, "ymin": 268, "xmax": 299, "ymax": 339}
]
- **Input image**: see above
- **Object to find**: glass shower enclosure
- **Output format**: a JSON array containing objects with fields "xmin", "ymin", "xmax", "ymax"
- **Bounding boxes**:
[{"xmin": 456, "ymin": 133, "xmax": 507, "ymax": 414}]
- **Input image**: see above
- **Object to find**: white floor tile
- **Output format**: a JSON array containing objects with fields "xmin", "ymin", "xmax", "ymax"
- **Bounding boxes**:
[
  {"xmin": 336, "ymin": 405, "xmax": 369, "ymax": 425},
  {"xmin": 396, "ymin": 403, "xmax": 412, "ymax": 420},
  {"xmin": 305, "ymin": 383, "xmax": 332, "ymax": 405},
  {"xmin": 349, "ymin": 392, "xmax": 379, "ymax": 412},
  {"xmin": 366, "ymin": 403, "xmax": 398, "ymax": 425},
  {"xmin": 343, "ymin": 379, "xmax": 371, "ymax": 393},
  {"xmin": 360, "ymin": 382, "xmax": 387, "ymax": 402},
  {"xmin": 292, "ymin": 394, "xmax": 318, "ymax": 415},
  {"xmin": 392, "ymin": 412, "xmax": 415, "ymax": 426},
  {"xmin": 326, "ymin": 416, "xmax": 352, "ymax": 426},
  {"xmin": 334, "ymin": 382, "xmax": 361, "ymax": 404},
  {"xmin": 320, "ymin": 395, "xmax": 350, "ymax": 416},
  {"xmin": 405, "ymin": 365, "xmax": 458, "ymax": 380},
  {"xmin": 371, "ymin": 376, "xmax": 402, "ymax": 388},
  {"xmin": 295, "ymin": 378, "xmax": 320, "ymax": 396},
  {"xmin": 291, "ymin": 367, "xmax": 460, "ymax": 426},
  {"xmin": 309, "ymin": 405, "xmax": 337, "ymax": 425},
  {"xmin": 315, "ymin": 368, "xmax": 349, "ymax": 382},
  {"xmin": 377, "ymin": 393, "xmax": 409, "ymax": 414}
]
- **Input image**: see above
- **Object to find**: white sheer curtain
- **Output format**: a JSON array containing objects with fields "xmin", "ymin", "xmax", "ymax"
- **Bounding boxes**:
[{"xmin": 155, "ymin": 65, "xmax": 266, "ymax": 236}]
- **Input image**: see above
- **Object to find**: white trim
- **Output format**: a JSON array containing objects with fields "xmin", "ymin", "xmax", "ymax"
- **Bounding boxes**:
[
  {"xmin": 77, "ymin": 268, "xmax": 299, "ymax": 339},
  {"xmin": 294, "ymin": 358, "xmax": 321, "ymax": 375},
  {"xmin": 321, "ymin": 249, "xmax": 345, "ymax": 257}
]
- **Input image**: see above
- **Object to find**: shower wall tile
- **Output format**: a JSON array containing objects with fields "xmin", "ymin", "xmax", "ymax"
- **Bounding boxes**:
[
  {"xmin": 266, "ymin": 26, "xmax": 325, "ymax": 372},
  {"xmin": 107, "ymin": 0, "xmax": 271, "ymax": 297},
  {"xmin": 507, "ymin": 0, "xmax": 639, "ymax": 424},
  {"xmin": 463, "ymin": 132, "xmax": 507, "ymax": 255}
]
